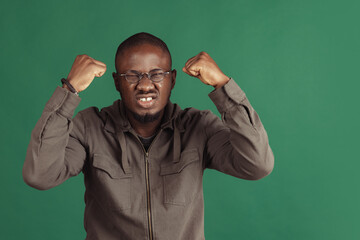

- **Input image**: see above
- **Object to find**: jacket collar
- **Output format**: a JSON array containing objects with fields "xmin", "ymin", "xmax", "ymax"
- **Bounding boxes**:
[{"xmin": 102, "ymin": 99, "xmax": 185, "ymax": 171}]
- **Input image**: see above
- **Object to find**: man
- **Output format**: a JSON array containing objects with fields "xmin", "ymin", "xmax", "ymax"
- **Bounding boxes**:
[{"xmin": 23, "ymin": 32, "xmax": 274, "ymax": 240}]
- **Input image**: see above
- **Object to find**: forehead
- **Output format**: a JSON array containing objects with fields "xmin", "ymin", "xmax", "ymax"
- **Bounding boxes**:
[{"xmin": 116, "ymin": 43, "xmax": 171, "ymax": 72}]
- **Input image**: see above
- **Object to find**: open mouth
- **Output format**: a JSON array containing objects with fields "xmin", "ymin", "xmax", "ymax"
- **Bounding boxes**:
[
  {"xmin": 136, "ymin": 94, "xmax": 158, "ymax": 108},
  {"xmin": 139, "ymin": 97, "xmax": 154, "ymax": 102}
]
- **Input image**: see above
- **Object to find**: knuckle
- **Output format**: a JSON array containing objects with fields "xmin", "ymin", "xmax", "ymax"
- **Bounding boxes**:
[{"xmin": 86, "ymin": 58, "xmax": 94, "ymax": 64}]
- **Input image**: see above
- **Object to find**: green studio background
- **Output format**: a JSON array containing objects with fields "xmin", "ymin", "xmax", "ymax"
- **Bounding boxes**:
[{"xmin": 1, "ymin": 0, "xmax": 359, "ymax": 239}]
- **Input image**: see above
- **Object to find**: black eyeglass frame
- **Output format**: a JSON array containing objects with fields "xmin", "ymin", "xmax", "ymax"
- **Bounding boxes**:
[{"xmin": 117, "ymin": 69, "xmax": 173, "ymax": 83}]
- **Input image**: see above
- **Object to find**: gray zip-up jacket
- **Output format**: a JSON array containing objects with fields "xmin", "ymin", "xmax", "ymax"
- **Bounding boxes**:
[{"xmin": 23, "ymin": 78, "xmax": 274, "ymax": 240}]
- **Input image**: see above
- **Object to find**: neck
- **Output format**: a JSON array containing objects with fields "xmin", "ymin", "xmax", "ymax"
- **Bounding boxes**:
[{"xmin": 127, "ymin": 110, "xmax": 164, "ymax": 138}]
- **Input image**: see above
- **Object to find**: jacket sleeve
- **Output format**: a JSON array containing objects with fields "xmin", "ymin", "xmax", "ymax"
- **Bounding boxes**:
[
  {"xmin": 23, "ymin": 86, "xmax": 87, "ymax": 190},
  {"xmin": 204, "ymin": 78, "xmax": 274, "ymax": 180}
]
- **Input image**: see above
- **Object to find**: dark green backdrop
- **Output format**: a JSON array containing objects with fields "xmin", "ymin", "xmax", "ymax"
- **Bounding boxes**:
[{"xmin": 1, "ymin": 0, "xmax": 359, "ymax": 239}]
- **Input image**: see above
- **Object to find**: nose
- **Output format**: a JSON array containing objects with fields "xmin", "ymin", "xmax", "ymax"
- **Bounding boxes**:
[{"xmin": 136, "ymin": 74, "xmax": 155, "ymax": 92}]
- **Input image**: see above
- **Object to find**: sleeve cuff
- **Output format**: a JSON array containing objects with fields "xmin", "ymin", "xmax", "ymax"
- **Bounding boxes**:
[
  {"xmin": 208, "ymin": 78, "xmax": 246, "ymax": 113},
  {"xmin": 44, "ymin": 86, "xmax": 81, "ymax": 118}
]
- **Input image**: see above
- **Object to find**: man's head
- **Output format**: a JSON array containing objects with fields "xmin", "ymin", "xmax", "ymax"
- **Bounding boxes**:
[
  {"xmin": 114, "ymin": 32, "xmax": 172, "ymax": 72},
  {"xmin": 112, "ymin": 32, "xmax": 176, "ymax": 124}
]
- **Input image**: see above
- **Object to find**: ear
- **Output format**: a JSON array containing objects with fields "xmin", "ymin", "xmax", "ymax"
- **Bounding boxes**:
[
  {"xmin": 170, "ymin": 69, "xmax": 177, "ymax": 90},
  {"xmin": 112, "ymin": 72, "xmax": 120, "ymax": 92}
]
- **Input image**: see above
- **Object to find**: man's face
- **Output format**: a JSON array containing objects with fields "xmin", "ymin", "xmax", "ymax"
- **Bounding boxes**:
[{"xmin": 113, "ymin": 43, "xmax": 176, "ymax": 123}]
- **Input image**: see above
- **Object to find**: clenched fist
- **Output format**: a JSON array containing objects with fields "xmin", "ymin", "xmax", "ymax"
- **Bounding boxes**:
[
  {"xmin": 64, "ymin": 54, "xmax": 107, "ymax": 93},
  {"xmin": 182, "ymin": 52, "xmax": 230, "ymax": 89}
]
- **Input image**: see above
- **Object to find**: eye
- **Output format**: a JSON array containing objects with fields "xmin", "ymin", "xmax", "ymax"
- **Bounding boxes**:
[
  {"xmin": 126, "ymin": 72, "xmax": 139, "ymax": 77},
  {"xmin": 149, "ymin": 70, "xmax": 165, "ymax": 81},
  {"xmin": 125, "ymin": 71, "xmax": 141, "ymax": 82},
  {"xmin": 151, "ymin": 73, "xmax": 164, "ymax": 80}
]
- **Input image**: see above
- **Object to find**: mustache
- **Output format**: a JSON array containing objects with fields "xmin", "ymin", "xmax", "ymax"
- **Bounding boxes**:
[{"xmin": 135, "ymin": 90, "xmax": 159, "ymax": 96}]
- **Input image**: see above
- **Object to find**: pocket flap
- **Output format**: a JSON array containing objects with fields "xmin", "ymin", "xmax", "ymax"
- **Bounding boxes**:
[
  {"xmin": 92, "ymin": 154, "xmax": 132, "ymax": 179},
  {"xmin": 160, "ymin": 148, "xmax": 199, "ymax": 176}
]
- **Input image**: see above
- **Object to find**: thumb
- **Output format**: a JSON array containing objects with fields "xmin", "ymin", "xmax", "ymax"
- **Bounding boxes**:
[
  {"xmin": 188, "ymin": 68, "xmax": 200, "ymax": 77},
  {"xmin": 183, "ymin": 66, "xmax": 200, "ymax": 77},
  {"xmin": 94, "ymin": 65, "xmax": 107, "ymax": 78},
  {"xmin": 95, "ymin": 71, "xmax": 105, "ymax": 77},
  {"xmin": 182, "ymin": 66, "xmax": 191, "ymax": 75}
]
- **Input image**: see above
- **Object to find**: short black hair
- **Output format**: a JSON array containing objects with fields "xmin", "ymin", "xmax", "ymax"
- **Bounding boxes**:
[{"xmin": 115, "ymin": 32, "xmax": 172, "ymax": 71}]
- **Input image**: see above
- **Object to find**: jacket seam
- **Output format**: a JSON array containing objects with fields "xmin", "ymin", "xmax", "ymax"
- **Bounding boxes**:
[
  {"xmin": 79, "ymin": 111, "xmax": 88, "ymax": 148},
  {"xmin": 56, "ymin": 108, "xmax": 73, "ymax": 119},
  {"xmin": 225, "ymin": 103, "xmax": 258, "ymax": 133},
  {"xmin": 38, "ymin": 90, "xmax": 68, "ymax": 151},
  {"xmin": 48, "ymin": 88, "xmax": 68, "ymax": 111},
  {"xmin": 238, "ymin": 105, "xmax": 257, "ymax": 132},
  {"xmin": 203, "ymin": 111, "xmax": 223, "ymax": 170}
]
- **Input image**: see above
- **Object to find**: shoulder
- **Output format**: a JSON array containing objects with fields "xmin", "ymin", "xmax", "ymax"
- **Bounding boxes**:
[
  {"xmin": 175, "ymin": 106, "xmax": 225, "ymax": 142},
  {"xmin": 73, "ymin": 100, "xmax": 118, "ymax": 128},
  {"xmin": 177, "ymin": 107, "xmax": 219, "ymax": 129},
  {"xmin": 75, "ymin": 106, "xmax": 101, "ymax": 122}
]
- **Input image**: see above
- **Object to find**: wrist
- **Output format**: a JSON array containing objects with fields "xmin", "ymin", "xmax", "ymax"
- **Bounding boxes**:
[
  {"xmin": 62, "ymin": 84, "xmax": 71, "ymax": 91},
  {"xmin": 213, "ymin": 75, "xmax": 230, "ymax": 89},
  {"xmin": 61, "ymin": 78, "xmax": 79, "ymax": 96}
]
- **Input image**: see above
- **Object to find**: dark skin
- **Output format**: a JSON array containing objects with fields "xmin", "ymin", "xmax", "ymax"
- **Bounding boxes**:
[
  {"xmin": 112, "ymin": 44, "xmax": 177, "ymax": 138},
  {"xmin": 64, "ymin": 44, "xmax": 229, "ymax": 138}
]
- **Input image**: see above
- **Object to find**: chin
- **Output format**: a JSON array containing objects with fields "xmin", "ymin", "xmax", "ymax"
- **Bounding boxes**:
[{"xmin": 130, "ymin": 110, "xmax": 162, "ymax": 124}]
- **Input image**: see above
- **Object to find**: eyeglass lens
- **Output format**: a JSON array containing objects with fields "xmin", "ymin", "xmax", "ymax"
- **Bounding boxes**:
[{"xmin": 125, "ymin": 70, "xmax": 168, "ymax": 82}]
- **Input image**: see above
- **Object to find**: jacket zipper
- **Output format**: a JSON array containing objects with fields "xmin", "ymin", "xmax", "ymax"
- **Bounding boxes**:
[
  {"xmin": 145, "ymin": 151, "xmax": 153, "ymax": 240},
  {"xmin": 132, "ymin": 131, "xmax": 161, "ymax": 240}
]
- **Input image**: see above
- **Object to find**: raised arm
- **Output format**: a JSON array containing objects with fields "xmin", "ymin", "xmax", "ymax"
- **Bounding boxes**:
[
  {"xmin": 183, "ymin": 52, "xmax": 274, "ymax": 180},
  {"xmin": 23, "ymin": 55, "xmax": 106, "ymax": 190}
]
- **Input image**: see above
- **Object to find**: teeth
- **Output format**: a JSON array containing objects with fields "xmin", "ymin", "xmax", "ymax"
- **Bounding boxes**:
[{"xmin": 139, "ymin": 97, "xmax": 152, "ymax": 102}]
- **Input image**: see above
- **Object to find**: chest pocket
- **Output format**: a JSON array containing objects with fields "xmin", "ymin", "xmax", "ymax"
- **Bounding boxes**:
[
  {"xmin": 160, "ymin": 148, "xmax": 202, "ymax": 206},
  {"xmin": 91, "ymin": 153, "xmax": 132, "ymax": 211}
]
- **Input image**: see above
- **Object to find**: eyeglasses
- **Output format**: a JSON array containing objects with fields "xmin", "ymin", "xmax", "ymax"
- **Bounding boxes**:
[{"xmin": 118, "ymin": 69, "xmax": 172, "ymax": 83}]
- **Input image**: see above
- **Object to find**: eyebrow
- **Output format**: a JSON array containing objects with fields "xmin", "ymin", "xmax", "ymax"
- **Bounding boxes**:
[
  {"xmin": 128, "ymin": 68, "xmax": 163, "ymax": 74},
  {"xmin": 149, "ymin": 68, "xmax": 163, "ymax": 72}
]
